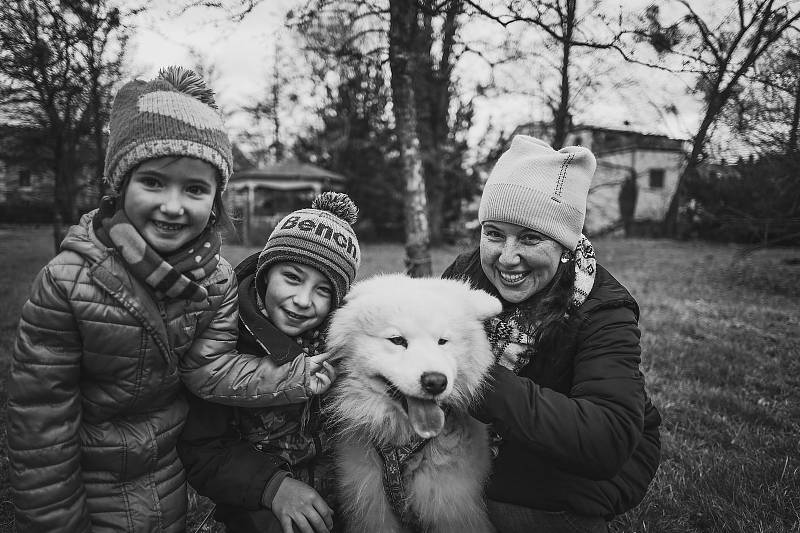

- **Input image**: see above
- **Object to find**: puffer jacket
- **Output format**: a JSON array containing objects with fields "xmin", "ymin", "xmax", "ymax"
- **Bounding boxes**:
[
  {"xmin": 178, "ymin": 252, "xmax": 328, "ymax": 524},
  {"xmin": 7, "ymin": 213, "xmax": 303, "ymax": 532},
  {"xmin": 443, "ymin": 249, "xmax": 661, "ymax": 520}
]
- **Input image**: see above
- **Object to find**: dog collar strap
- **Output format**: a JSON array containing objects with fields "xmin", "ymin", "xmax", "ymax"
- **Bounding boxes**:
[{"xmin": 374, "ymin": 438, "xmax": 429, "ymax": 533}]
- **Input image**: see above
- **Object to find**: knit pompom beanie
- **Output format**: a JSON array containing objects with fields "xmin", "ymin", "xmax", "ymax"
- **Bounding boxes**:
[
  {"xmin": 479, "ymin": 135, "xmax": 596, "ymax": 250},
  {"xmin": 255, "ymin": 192, "xmax": 361, "ymax": 308},
  {"xmin": 104, "ymin": 66, "xmax": 233, "ymax": 193}
]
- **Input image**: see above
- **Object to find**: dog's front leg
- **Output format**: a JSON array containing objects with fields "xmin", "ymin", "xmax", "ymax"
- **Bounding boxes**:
[{"xmin": 335, "ymin": 435, "xmax": 406, "ymax": 533}]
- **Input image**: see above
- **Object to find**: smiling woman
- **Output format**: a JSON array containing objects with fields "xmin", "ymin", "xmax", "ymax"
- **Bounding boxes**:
[{"xmin": 442, "ymin": 135, "xmax": 662, "ymax": 533}]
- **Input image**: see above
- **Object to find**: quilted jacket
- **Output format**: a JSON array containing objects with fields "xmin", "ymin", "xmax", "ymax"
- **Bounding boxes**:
[
  {"xmin": 7, "ymin": 212, "xmax": 300, "ymax": 532},
  {"xmin": 443, "ymin": 249, "xmax": 662, "ymax": 520},
  {"xmin": 178, "ymin": 252, "xmax": 327, "ymax": 527}
]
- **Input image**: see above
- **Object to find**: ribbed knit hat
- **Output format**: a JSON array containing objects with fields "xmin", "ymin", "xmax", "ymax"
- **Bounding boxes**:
[
  {"xmin": 478, "ymin": 135, "xmax": 596, "ymax": 250},
  {"xmin": 104, "ymin": 66, "xmax": 233, "ymax": 193},
  {"xmin": 255, "ymin": 192, "xmax": 361, "ymax": 308}
]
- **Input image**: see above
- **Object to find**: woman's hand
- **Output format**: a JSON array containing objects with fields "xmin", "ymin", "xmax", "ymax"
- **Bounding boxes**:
[
  {"xmin": 308, "ymin": 352, "xmax": 337, "ymax": 395},
  {"xmin": 271, "ymin": 477, "xmax": 334, "ymax": 533}
]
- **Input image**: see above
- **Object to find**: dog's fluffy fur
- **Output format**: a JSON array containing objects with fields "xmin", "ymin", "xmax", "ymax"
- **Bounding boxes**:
[{"xmin": 326, "ymin": 274, "xmax": 502, "ymax": 533}]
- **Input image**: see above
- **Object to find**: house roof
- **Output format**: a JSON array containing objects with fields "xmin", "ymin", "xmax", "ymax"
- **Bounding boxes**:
[
  {"xmin": 512, "ymin": 121, "xmax": 688, "ymax": 153},
  {"xmin": 230, "ymin": 160, "xmax": 346, "ymax": 183},
  {"xmin": 571, "ymin": 123, "xmax": 689, "ymax": 142}
]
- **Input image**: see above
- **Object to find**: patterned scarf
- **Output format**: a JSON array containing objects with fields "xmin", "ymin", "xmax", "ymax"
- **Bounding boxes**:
[
  {"xmin": 485, "ymin": 234, "xmax": 597, "ymax": 373},
  {"xmin": 92, "ymin": 196, "xmax": 221, "ymax": 302}
]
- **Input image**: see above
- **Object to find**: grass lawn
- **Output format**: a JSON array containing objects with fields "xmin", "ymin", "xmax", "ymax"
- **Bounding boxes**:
[{"xmin": 1, "ymin": 225, "xmax": 799, "ymax": 532}]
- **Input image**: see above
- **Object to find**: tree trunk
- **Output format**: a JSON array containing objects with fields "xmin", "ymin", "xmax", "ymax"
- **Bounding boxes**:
[
  {"xmin": 618, "ymin": 170, "xmax": 638, "ymax": 237},
  {"xmin": 413, "ymin": 12, "xmax": 440, "ymax": 244},
  {"xmin": 412, "ymin": 1, "xmax": 460, "ymax": 245},
  {"xmin": 788, "ymin": 68, "xmax": 800, "ymax": 153},
  {"xmin": 663, "ymin": 104, "xmax": 718, "ymax": 236},
  {"xmin": 389, "ymin": 0, "xmax": 432, "ymax": 277},
  {"xmin": 552, "ymin": 0, "xmax": 575, "ymax": 149}
]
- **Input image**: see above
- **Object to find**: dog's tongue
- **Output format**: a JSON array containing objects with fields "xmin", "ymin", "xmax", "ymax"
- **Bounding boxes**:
[{"xmin": 406, "ymin": 397, "xmax": 445, "ymax": 438}]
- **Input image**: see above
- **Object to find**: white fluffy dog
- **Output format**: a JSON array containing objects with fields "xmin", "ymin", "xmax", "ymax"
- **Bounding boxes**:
[{"xmin": 326, "ymin": 274, "xmax": 502, "ymax": 533}]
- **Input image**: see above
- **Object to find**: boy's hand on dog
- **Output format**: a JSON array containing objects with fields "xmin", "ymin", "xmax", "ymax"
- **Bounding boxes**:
[
  {"xmin": 308, "ymin": 352, "xmax": 337, "ymax": 395},
  {"xmin": 271, "ymin": 477, "xmax": 333, "ymax": 533}
]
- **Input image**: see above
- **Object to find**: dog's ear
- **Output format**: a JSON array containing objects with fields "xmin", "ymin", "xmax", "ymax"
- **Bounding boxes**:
[{"xmin": 468, "ymin": 288, "xmax": 503, "ymax": 321}]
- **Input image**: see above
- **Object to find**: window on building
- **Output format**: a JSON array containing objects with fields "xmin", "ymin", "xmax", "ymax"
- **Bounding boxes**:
[
  {"xmin": 649, "ymin": 168, "xmax": 665, "ymax": 188},
  {"xmin": 18, "ymin": 169, "xmax": 31, "ymax": 187}
]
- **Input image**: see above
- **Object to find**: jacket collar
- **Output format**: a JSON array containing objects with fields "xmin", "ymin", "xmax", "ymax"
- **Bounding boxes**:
[
  {"xmin": 62, "ymin": 211, "xmax": 175, "ymax": 366},
  {"xmin": 235, "ymin": 252, "xmax": 306, "ymax": 366}
]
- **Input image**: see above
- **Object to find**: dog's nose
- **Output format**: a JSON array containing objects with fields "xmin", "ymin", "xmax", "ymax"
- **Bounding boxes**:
[{"xmin": 420, "ymin": 372, "xmax": 447, "ymax": 395}]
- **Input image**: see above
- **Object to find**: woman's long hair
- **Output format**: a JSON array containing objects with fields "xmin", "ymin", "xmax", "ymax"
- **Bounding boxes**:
[{"xmin": 529, "ymin": 255, "xmax": 576, "ymax": 353}]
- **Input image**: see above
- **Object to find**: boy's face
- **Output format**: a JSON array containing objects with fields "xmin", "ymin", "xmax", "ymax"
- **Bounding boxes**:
[
  {"xmin": 262, "ymin": 262, "xmax": 333, "ymax": 336},
  {"xmin": 123, "ymin": 156, "xmax": 217, "ymax": 254}
]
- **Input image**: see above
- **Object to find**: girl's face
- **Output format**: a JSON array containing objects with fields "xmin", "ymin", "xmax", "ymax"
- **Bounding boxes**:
[
  {"xmin": 123, "ymin": 157, "xmax": 218, "ymax": 254},
  {"xmin": 479, "ymin": 220, "xmax": 564, "ymax": 304},
  {"xmin": 262, "ymin": 262, "xmax": 333, "ymax": 336}
]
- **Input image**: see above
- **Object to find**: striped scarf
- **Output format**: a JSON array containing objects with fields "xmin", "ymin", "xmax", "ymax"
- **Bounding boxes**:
[{"xmin": 92, "ymin": 196, "xmax": 221, "ymax": 302}]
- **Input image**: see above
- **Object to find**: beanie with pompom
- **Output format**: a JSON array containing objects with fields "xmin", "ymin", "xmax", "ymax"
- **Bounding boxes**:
[
  {"xmin": 255, "ymin": 192, "xmax": 361, "ymax": 307},
  {"xmin": 104, "ymin": 66, "xmax": 233, "ymax": 193}
]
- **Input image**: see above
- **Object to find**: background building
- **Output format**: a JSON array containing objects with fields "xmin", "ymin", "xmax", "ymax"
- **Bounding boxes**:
[{"xmin": 514, "ymin": 122, "xmax": 688, "ymax": 236}]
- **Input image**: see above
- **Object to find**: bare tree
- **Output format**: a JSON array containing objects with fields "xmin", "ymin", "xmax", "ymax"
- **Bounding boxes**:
[
  {"xmin": 463, "ymin": 0, "xmax": 624, "ymax": 148},
  {"xmin": 243, "ymin": 39, "xmax": 299, "ymax": 164},
  {"xmin": 0, "ymin": 0, "xmax": 135, "ymax": 247},
  {"xmin": 292, "ymin": 0, "xmax": 470, "ymax": 269},
  {"xmin": 635, "ymin": 1, "xmax": 800, "ymax": 235},
  {"xmin": 722, "ymin": 34, "xmax": 800, "ymax": 154}
]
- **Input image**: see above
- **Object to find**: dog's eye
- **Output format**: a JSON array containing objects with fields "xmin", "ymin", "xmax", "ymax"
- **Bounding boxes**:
[
  {"xmin": 438, "ymin": 338, "xmax": 448, "ymax": 345},
  {"xmin": 388, "ymin": 336, "xmax": 408, "ymax": 348}
]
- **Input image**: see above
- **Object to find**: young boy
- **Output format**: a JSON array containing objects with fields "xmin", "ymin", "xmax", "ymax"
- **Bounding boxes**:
[{"xmin": 178, "ymin": 192, "xmax": 360, "ymax": 533}]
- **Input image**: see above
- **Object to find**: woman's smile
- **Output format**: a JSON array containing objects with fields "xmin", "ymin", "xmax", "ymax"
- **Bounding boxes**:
[{"xmin": 497, "ymin": 270, "xmax": 530, "ymax": 285}]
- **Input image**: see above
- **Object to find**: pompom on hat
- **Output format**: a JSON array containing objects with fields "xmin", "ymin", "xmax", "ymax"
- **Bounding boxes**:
[
  {"xmin": 478, "ymin": 135, "xmax": 596, "ymax": 251},
  {"xmin": 256, "ymin": 192, "xmax": 361, "ymax": 308},
  {"xmin": 104, "ymin": 66, "xmax": 234, "ymax": 193}
]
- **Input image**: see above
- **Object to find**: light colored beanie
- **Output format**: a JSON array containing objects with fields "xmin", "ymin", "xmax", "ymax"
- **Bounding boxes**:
[
  {"xmin": 478, "ymin": 135, "xmax": 596, "ymax": 250},
  {"xmin": 104, "ymin": 66, "xmax": 233, "ymax": 193},
  {"xmin": 255, "ymin": 192, "xmax": 361, "ymax": 308}
]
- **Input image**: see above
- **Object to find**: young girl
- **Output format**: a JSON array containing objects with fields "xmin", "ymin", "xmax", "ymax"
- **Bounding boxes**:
[
  {"xmin": 6, "ymin": 67, "xmax": 325, "ymax": 532},
  {"xmin": 178, "ymin": 193, "xmax": 361, "ymax": 533}
]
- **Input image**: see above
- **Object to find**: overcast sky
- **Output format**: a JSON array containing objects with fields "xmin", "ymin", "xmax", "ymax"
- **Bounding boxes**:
[{"xmin": 124, "ymin": 1, "xmax": 703, "ymax": 154}]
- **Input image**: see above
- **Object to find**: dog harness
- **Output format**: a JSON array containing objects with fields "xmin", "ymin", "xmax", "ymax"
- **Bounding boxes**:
[{"xmin": 374, "ymin": 437, "xmax": 430, "ymax": 533}]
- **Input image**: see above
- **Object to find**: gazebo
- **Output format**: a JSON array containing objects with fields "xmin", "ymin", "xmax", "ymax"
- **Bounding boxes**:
[{"xmin": 226, "ymin": 160, "xmax": 347, "ymax": 244}]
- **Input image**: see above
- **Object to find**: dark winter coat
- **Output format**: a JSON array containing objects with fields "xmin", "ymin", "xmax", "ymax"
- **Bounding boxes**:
[
  {"xmin": 7, "ymin": 214, "xmax": 299, "ymax": 533},
  {"xmin": 178, "ymin": 252, "xmax": 323, "ymax": 518},
  {"xmin": 443, "ymin": 249, "xmax": 661, "ymax": 520}
]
